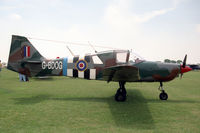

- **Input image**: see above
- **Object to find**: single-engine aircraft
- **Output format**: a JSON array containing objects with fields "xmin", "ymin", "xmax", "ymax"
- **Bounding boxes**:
[{"xmin": 7, "ymin": 35, "xmax": 192, "ymax": 102}]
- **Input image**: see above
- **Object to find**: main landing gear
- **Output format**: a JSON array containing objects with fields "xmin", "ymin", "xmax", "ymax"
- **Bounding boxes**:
[
  {"xmin": 115, "ymin": 81, "xmax": 127, "ymax": 102},
  {"xmin": 114, "ymin": 81, "xmax": 168, "ymax": 101},
  {"xmin": 158, "ymin": 82, "xmax": 168, "ymax": 100}
]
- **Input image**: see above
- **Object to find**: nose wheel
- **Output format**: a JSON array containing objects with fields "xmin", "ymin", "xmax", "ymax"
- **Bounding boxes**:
[
  {"xmin": 158, "ymin": 82, "xmax": 168, "ymax": 100},
  {"xmin": 115, "ymin": 81, "xmax": 127, "ymax": 102}
]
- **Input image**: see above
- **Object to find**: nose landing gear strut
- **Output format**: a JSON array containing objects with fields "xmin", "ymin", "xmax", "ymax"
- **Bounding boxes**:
[{"xmin": 158, "ymin": 82, "xmax": 168, "ymax": 100}]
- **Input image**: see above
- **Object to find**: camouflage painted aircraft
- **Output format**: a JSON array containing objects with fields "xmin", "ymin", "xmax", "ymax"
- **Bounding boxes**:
[{"xmin": 7, "ymin": 35, "xmax": 192, "ymax": 102}]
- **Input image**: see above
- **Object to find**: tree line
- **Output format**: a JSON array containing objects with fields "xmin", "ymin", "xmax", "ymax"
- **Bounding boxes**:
[{"xmin": 164, "ymin": 59, "xmax": 183, "ymax": 64}]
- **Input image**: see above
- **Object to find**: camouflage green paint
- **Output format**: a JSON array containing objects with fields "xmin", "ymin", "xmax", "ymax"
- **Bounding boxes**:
[{"xmin": 133, "ymin": 61, "xmax": 180, "ymax": 82}]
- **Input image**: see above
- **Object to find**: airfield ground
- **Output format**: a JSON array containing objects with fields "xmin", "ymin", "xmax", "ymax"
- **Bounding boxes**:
[{"xmin": 0, "ymin": 69, "xmax": 200, "ymax": 133}]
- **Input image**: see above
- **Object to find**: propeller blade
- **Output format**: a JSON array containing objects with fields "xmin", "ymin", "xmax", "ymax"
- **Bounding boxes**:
[
  {"xmin": 182, "ymin": 54, "xmax": 187, "ymax": 68},
  {"xmin": 180, "ymin": 54, "xmax": 191, "ymax": 79}
]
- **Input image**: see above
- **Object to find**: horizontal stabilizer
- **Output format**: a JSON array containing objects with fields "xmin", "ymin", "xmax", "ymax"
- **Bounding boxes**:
[{"xmin": 25, "ymin": 61, "xmax": 42, "ymax": 64}]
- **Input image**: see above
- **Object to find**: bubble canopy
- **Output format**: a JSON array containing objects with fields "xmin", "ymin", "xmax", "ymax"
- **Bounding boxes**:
[
  {"xmin": 114, "ymin": 50, "xmax": 145, "ymax": 64},
  {"xmin": 129, "ymin": 50, "xmax": 145, "ymax": 63},
  {"xmin": 94, "ymin": 49, "xmax": 145, "ymax": 64}
]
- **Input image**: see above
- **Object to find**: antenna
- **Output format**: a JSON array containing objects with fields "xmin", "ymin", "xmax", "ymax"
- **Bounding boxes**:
[
  {"xmin": 66, "ymin": 45, "xmax": 75, "ymax": 56},
  {"xmin": 88, "ymin": 41, "xmax": 97, "ymax": 53},
  {"xmin": 28, "ymin": 36, "xmax": 122, "ymax": 50}
]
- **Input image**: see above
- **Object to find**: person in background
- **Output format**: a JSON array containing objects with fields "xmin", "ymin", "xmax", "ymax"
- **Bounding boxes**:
[
  {"xmin": 19, "ymin": 73, "xmax": 23, "ymax": 81},
  {"xmin": 0, "ymin": 60, "xmax": 2, "ymax": 72},
  {"xmin": 19, "ymin": 73, "xmax": 26, "ymax": 82},
  {"xmin": 25, "ymin": 75, "xmax": 29, "ymax": 81}
]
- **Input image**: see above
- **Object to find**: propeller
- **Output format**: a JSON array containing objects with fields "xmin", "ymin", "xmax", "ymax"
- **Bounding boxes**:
[
  {"xmin": 182, "ymin": 54, "xmax": 187, "ymax": 68},
  {"xmin": 180, "ymin": 54, "xmax": 192, "ymax": 78}
]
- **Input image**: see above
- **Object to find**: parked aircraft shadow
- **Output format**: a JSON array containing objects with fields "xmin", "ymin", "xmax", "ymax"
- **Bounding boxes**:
[
  {"xmin": 108, "ymin": 89, "xmax": 154, "ymax": 129},
  {"xmin": 147, "ymin": 99, "xmax": 200, "ymax": 104},
  {"xmin": 32, "ymin": 77, "xmax": 54, "ymax": 81},
  {"xmin": 13, "ymin": 89, "xmax": 200, "ymax": 129},
  {"xmin": 13, "ymin": 90, "xmax": 155, "ymax": 129},
  {"xmin": 13, "ymin": 94, "xmax": 51, "ymax": 105}
]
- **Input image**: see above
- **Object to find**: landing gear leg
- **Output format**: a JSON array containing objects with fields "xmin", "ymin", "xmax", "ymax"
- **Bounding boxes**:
[
  {"xmin": 115, "ymin": 81, "xmax": 127, "ymax": 102},
  {"xmin": 158, "ymin": 82, "xmax": 168, "ymax": 100}
]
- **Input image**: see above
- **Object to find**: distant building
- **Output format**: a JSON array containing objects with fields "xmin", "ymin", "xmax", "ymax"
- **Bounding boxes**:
[{"xmin": 188, "ymin": 64, "xmax": 200, "ymax": 70}]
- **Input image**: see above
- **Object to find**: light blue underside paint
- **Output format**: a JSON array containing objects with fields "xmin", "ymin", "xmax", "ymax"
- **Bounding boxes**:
[{"xmin": 63, "ymin": 58, "xmax": 68, "ymax": 76}]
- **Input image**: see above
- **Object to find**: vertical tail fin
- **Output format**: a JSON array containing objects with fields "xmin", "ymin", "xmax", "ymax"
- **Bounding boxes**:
[{"xmin": 7, "ymin": 35, "xmax": 44, "ymax": 75}]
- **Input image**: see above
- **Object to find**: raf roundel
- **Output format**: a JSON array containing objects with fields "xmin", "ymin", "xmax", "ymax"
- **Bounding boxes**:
[{"xmin": 76, "ymin": 59, "xmax": 88, "ymax": 71}]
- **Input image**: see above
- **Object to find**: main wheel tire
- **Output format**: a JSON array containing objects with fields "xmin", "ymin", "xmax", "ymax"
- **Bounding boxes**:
[
  {"xmin": 115, "ymin": 92, "xmax": 126, "ymax": 102},
  {"xmin": 116, "ymin": 88, "xmax": 127, "ymax": 96},
  {"xmin": 159, "ymin": 92, "xmax": 168, "ymax": 100}
]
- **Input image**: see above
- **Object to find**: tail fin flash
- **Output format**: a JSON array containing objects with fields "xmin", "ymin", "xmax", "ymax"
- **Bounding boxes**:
[{"xmin": 7, "ymin": 35, "xmax": 44, "ymax": 76}]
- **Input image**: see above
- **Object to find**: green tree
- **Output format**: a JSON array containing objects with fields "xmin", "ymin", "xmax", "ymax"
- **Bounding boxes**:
[
  {"xmin": 164, "ymin": 59, "xmax": 171, "ymax": 63},
  {"xmin": 177, "ymin": 60, "xmax": 182, "ymax": 64},
  {"xmin": 171, "ymin": 60, "xmax": 177, "ymax": 63}
]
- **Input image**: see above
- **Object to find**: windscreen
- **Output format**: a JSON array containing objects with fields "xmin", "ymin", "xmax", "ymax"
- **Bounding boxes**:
[{"xmin": 129, "ymin": 51, "xmax": 145, "ymax": 63}]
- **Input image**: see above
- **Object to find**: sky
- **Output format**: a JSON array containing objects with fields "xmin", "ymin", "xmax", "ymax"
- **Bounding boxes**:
[{"xmin": 0, "ymin": 0, "xmax": 199, "ymax": 64}]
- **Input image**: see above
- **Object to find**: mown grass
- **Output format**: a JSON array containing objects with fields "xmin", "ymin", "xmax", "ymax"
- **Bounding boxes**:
[{"xmin": 0, "ymin": 69, "xmax": 200, "ymax": 133}]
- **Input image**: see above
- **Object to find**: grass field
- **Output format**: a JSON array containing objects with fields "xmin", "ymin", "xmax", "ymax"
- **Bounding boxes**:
[{"xmin": 0, "ymin": 68, "xmax": 200, "ymax": 133}]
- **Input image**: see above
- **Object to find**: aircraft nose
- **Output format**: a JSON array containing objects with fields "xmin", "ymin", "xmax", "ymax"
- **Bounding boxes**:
[{"xmin": 181, "ymin": 66, "xmax": 192, "ymax": 74}]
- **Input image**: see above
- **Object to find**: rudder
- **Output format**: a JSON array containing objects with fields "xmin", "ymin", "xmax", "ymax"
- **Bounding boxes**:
[{"xmin": 7, "ymin": 35, "xmax": 44, "ymax": 76}]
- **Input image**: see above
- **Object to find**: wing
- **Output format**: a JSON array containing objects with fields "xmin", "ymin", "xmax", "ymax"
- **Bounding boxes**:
[{"xmin": 103, "ymin": 65, "xmax": 140, "ymax": 82}]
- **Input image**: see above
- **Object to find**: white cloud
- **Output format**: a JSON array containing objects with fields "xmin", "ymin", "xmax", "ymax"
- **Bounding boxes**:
[
  {"xmin": 104, "ymin": 0, "xmax": 175, "ymax": 26},
  {"xmin": 103, "ymin": 0, "xmax": 140, "ymax": 38},
  {"xmin": 134, "ymin": 8, "xmax": 175, "ymax": 23},
  {"xmin": 196, "ymin": 24, "xmax": 200, "ymax": 33},
  {"xmin": 0, "ymin": 5, "xmax": 16, "ymax": 11},
  {"xmin": 9, "ymin": 13, "xmax": 22, "ymax": 20},
  {"xmin": 102, "ymin": 0, "xmax": 196, "ymax": 63},
  {"xmin": 172, "ymin": 0, "xmax": 186, "ymax": 7},
  {"xmin": 1, "ymin": 0, "xmax": 198, "ymax": 63},
  {"xmin": 102, "ymin": 0, "xmax": 177, "ymax": 52}
]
